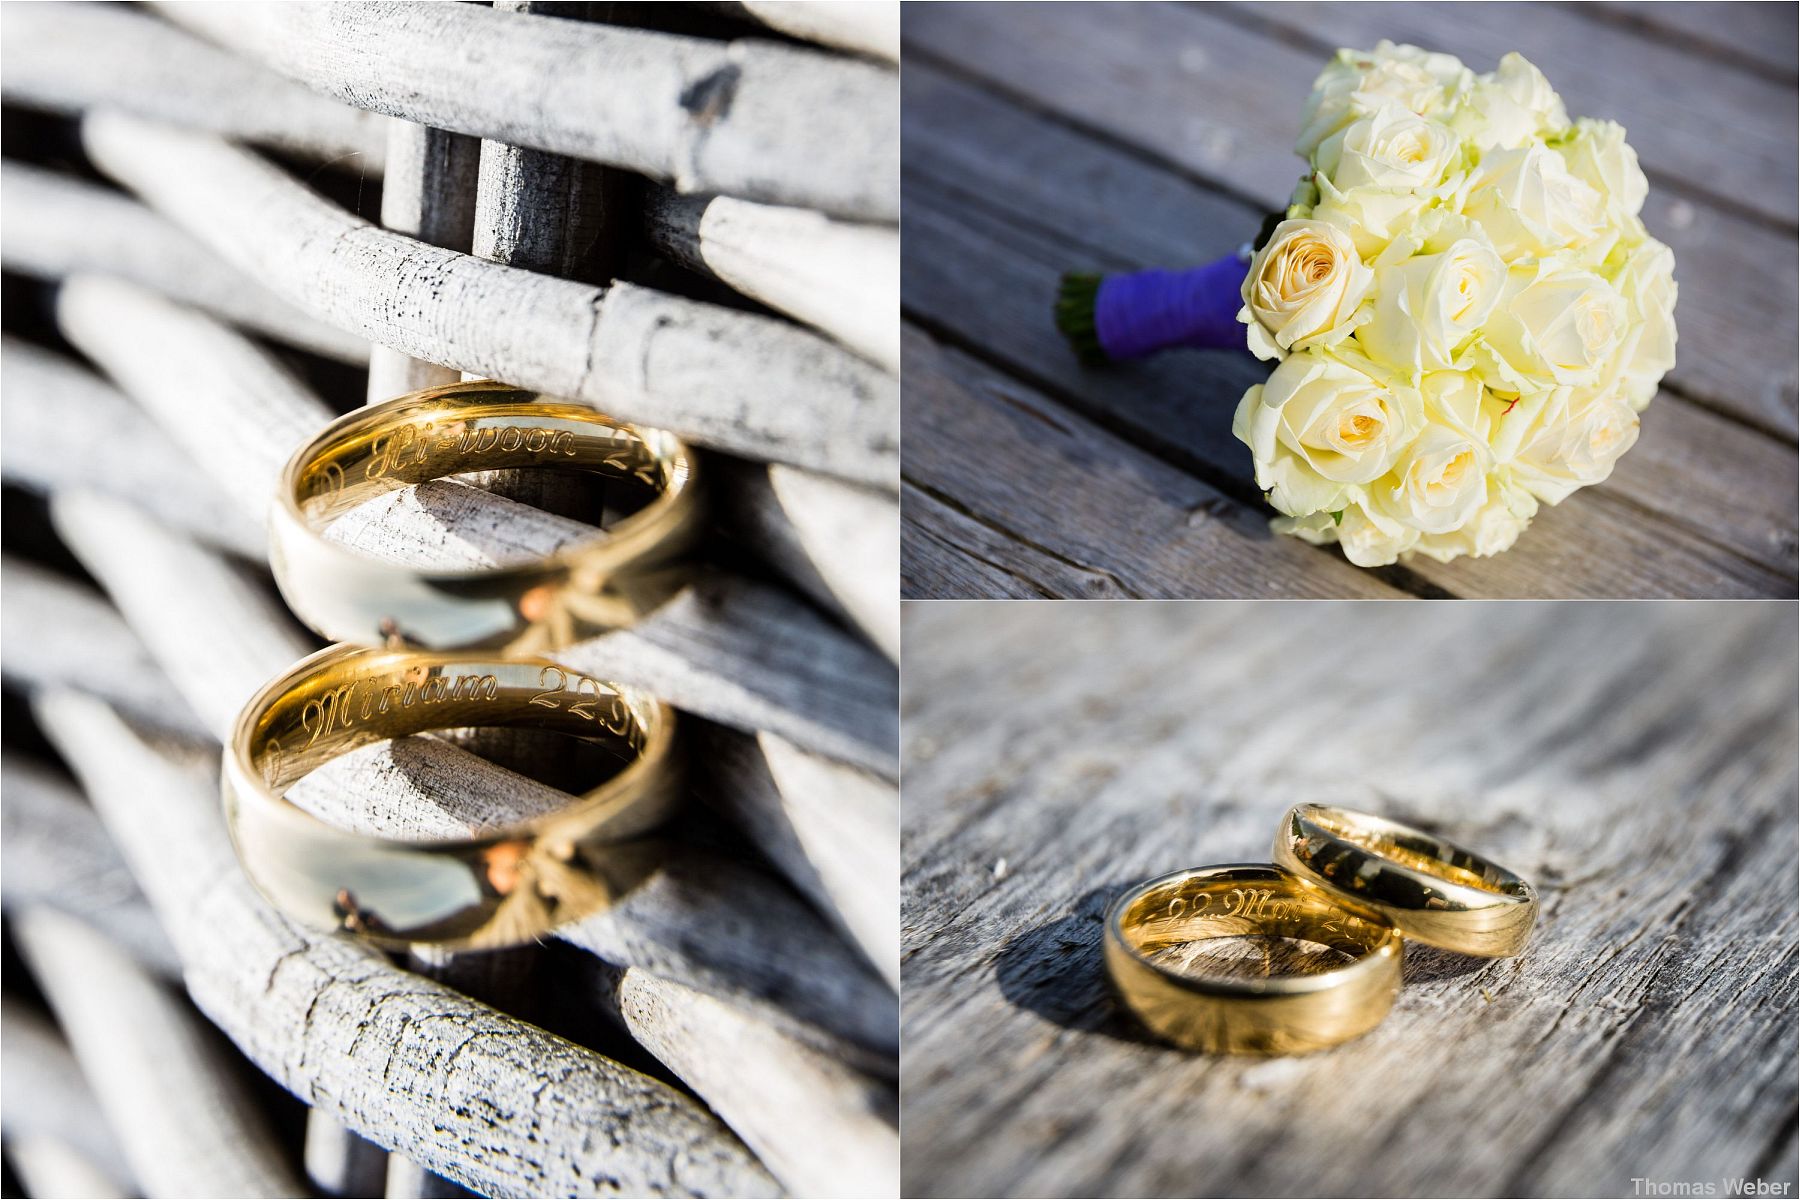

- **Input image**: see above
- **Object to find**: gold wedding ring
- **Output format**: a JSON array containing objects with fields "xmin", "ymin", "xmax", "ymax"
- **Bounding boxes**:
[
  {"xmin": 271, "ymin": 380, "xmax": 701, "ymax": 652},
  {"xmin": 223, "ymin": 644, "xmax": 679, "ymax": 949},
  {"xmin": 1103, "ymin": 865, "xmax": 1401, "ymax": 1054},
  {"xmin": 1272, "ymin": 804, "xmax": 1538, "ymax": 957}
]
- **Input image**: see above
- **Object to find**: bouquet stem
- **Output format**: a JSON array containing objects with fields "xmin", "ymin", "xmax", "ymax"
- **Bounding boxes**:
[{"xmin": 1055, "ymin": 251, "xmax": 1248, "ymax": 365}]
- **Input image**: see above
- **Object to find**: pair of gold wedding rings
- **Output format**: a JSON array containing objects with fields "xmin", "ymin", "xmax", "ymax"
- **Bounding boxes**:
[
  {"xmin": 1104, "ymin": 804, "xmax": 1536, "ymax": 1054},
  {"xmin": 224, "ymin": 382, "xmax": 700, "ymax": 950}
]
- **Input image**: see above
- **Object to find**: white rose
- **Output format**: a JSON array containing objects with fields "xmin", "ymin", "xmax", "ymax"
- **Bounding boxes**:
[
  {"xmin": 1356, "ymin": 236, "xmax": 1505, "ymax": 374},
  {"xmin": 1480, "ymin": 259, "xmax": 1629, "ymax": 392},
  {"xmin": 1603, "ymin": 238, "xmax": 1678, "ymax": 409},
  {"xmin": 1462, "ymin": 142, "xmax": 1603, "ymax": 260},
  {"xmin": 1315, "ymin": 107, "xmax": 1459, "ymax": 193},
  {"xmin": 1296, "ymin": 42, "xmax": 1471, "ymax": 157},
  {"xmin": 1275, "ymin": 503, "xmax": 1420, "ymax": 568},
  {"xmin": 1494, "ymin": 382, "xmax": 1641, "ymax": 505},
  {"xmin": 1453, "ymin": 52, "xmax": 1570, "ymax": 151},
  {"xmin": 1412, "ymin": 479, "xmax": 1539, "ymax": 562},
  {"xmin": 1233, "ymin": 350, "xmax": 1425, "ymax": 516},
  {"xmin": 1558, "ymin": 118, "xmax": 1648, "ymax": 224},
  {"xmin": 1374, "ymin": 422, "xmax": 1490, "ymax": 535},
  {"xmin": 1238, "ymin": 219, "xmax": 1375, "ymax": 361}
]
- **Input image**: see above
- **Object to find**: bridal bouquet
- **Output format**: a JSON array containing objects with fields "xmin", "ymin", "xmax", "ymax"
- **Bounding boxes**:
[{"xmin": 1056, "ymin": 43, "xmax": 1677, "ymax": 567}]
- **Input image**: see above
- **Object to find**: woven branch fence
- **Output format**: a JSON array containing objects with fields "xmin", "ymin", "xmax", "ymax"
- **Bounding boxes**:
[{"xmin": 0, "ymin": 3, "xmax": 898, "ymax": 1197}]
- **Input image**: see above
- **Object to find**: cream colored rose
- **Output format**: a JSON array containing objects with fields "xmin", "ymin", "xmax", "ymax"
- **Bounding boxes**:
[
  {"xmin": 1315, "ymin": 107, "xmax": 1458, "ymax": 193},
  {"xmin": 1357, "ymin": 237, "xmax": 1505, "ymax": 374},
  {"xmin": 1453, "ymin": 52, "xmax": 1570, "ymax": 151},
  {"xmin": 1374, "ymin": 423, "xmax": 1490, "ymax": 535},
  {"xmin": 1275, "ymin": 503, "xmax": 1420, "ymax": 568},
  {"xmin": 1558, "ymin": 118, "xmax": 1648, "ymax": 224},
  {"xmin": 1297, "ymin": 42, "xmax": 1471, "ymax": 157},
  {"xmin": 1462, "ymin": 143, "xmax": 1603, "ymax": 260},
  {"xmin": 1232, "ymin": 351, "xmax": 1424, "ymax": 517},
  {"xmin": 1493, "ymin": 383, "xmax": 1640, "ymax": 505},
  {"xmin": 1480, "ymin": 260, "xmax": 1628, "ymax": 392},
  {"xmin": 1603, "ymin": 239, "xmax": 1678, "ymax": 409},
  {"xmin": 1238, "ymin": 219, "xmax": 1375, "ymax": 361},
  {"xmin": 1412, "ymin": 479, "xmax": 1539, "ymax": 562}
]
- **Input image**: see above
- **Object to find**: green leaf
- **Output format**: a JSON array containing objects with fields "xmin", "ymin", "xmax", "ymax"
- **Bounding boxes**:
[{"xmin": 1329, "ymin": 509, "xmax": 1345, "ymax": 526}]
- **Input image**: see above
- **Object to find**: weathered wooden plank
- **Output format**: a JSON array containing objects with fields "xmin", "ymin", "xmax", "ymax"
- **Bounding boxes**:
[
  {"xmin": 902, "ymin": 482, "xmax": 1071, "ymax": 600},
  {"xmin": 900, "ymin": 601, "xmax": 1799, "ymax": 1197},
  {"xmin": 901, "ymin": 84, "xmax": 1796, "ymax": 595},
  {"xmin": 0, "ymin": 1, "xmax": 386, "ymax": 168},
  {"xmin": 158, "ymin": 0, "xmax": 899, "ymax": 221},
  {"xmin": 902, "ymin": 61, "xmax": 1798, "ymax": 439},
  {"xmin": 1589, "ymin": 2, "xmax": 1798, "ymax": 80},
  {"xmin": 904, "ymin": 325, "xmax": 1408, "ymax": 599},
  {"xmin": 84, "ymin": 112, "xmax": 899, "ymax": 488},
  {"xmin": 904, "ymin": 1, "xmax": 1795, "ymax": 226}
]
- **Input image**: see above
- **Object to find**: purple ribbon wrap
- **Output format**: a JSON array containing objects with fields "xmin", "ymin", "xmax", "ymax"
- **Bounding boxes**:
[{"xmin": 1094, "ymin": 253, "xmax": 1248, "ymax": 360}]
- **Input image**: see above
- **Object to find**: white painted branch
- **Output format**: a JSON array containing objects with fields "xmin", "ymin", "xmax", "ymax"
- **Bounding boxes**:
[
  {"xmin": 1, "ymin": 755, "xmax": 183, "ymax": 978},
  {"xmin": 13, "ymin": 906, "xmax": 307, "ymax": 1198},
  {"xmin": 645, "ymin": 188, "xmax": 899, "ymax": 371},
  {"xmin": 0, "ymin": 338, "xmax": 264, "ymax": 558},
  {"xmin": 700, "ymin": 729, "xmax": 898, "ymax": 987},
  {"xmin": 5, "ymin": 1134, "xmax": 131, "ymax": 1200},
  {"xmin": 559, "ymin": 571, "xmax": 899, "ymax": 778},
  {"xmin": 734, "ymin": 0, "xmax": 901, "ymax": 62},
  {"xmin": 600, "ymin": 965, "xmax": 899, "ymax": 1198},
  {"xmin": 769, "ymin": 465, "xmax": 900, "ymax": 662},
  {"xmin": 31, "ymin": 688, "xmax": 776, "ymax": 1199},
  {"xmin": 0, "ymin": 999, "xmax": 136, "ymax": 1194},
  {"xmin": 0, "ymin": 163, "xmax": 368, "ymax": 362},
  {"xmin": 384, "ymin": 1153, "xmax": 473, "ymax": 1199},
  {"xmin": 0, "ymin": 1, "xmax": 386, "ymax": 168},
  {"xmin": 367, "ymin": 118, "xmax": 481, "ymax": 403},
  {"xmin": 83, "ymin": 112, "xmax": 898, "ymax": 486},
  {"xmin": 0, "ymin": 555, "xmax": 211, "ymax": 741},
  {"xmin": 157, "ymin": 0, "xmax": 899, "ymax": 220}
]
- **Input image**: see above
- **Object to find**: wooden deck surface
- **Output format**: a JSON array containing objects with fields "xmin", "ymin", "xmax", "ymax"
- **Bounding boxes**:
[
  {"xmin": 900, "ymin": 2, "xmax": 1799, "ymax": 598},
  {"xmin": 899, "ymin": 601, "xmax": 1799, "ymax": 1197}
]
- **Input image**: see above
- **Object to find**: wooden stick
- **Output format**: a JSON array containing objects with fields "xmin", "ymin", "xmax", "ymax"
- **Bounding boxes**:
[
  {"xmin": 156, "ymin": 0, "xmax": 898, "ymax": 220},
  {"xmin": 83, "ymin": 112, "xmax": 898, "ymax": 487},
  {"xmin": 732, "ymin": 0, "xmax": 901, "ymax": 62},
  {"xmin": 714, "ymin": 459, "xmax": 900, "ymax": 662},
  {"xmin": 597, "ymin": 964, "xmax": 899, "ymax": 1197},
  {"xmin": 304, "ymin": 1115, "xmax": 391, "ymax": 1200},
  {"xmin": 644, "ymin": 188, "xmax": 898, "ymax": 371},
  {"xmin": 5, "ymin": 1134, "xmax": 131, "ymax": 1200},
  {"xmin": 31, "ymin": 687, "xmax": 777, "ymax": 1199},
  {"xmin": 367, "ymin": 118, "xmax": 480, "ymax": 403},
  {"xmin": 0, "ymin": 1, "xmax": 385, "ymax": 168},
  {"xmin": 12, "ymin": 906, "xmax": 308, "ymax": 1198},
  {"xmin": 0, "ymin": 163, "xmax": 368, "ymax": 362},
  {"xmin": 1, "ymin": 755, "xmax": 183, "ymax": 978},
  {"xmin": 0, "ymin": 998, "xmax": 136, "ymax": 1193},
  {"xmin": 0, "ymin": 554, "xmax": 212, "ymax": 741},
  {"xmin": 0, "ymin": 338, "xmax": 264, "ymax": 558}
]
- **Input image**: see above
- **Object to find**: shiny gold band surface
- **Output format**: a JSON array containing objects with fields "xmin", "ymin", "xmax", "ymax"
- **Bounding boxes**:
[
  {"xmin": 271, "ymin": 380, "xmax": 701, "ymax": 652},
  {"xmin": 1103, "ymin": 865, "xmax": 1401, "ymax": 1054},
  {"xmin": 224, "ymin": 643, "xmax": 679, "ymax": 949},
  {"xmin": 1272, "ymin": 804, "xmax": 1538, "ymax": 958}
]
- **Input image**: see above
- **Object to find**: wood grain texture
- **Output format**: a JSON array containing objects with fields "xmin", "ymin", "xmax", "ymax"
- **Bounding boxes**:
[
  {"xmin": 0, "ymin": 163, "xmax": 369, "ymax": 363},
  {"xmin": 898, "ymin": 12, "xmax": 1799, "ymax": 597},
  {"xmin": 899, "ymin": 601, "xmax": 1799, "ymax": 1198},
  {"xmin": 83, "ymin": 111, "xmax": 899, "ymax": 487},
  {"xmin": 0, "ymin": 1, "xmax": 386, "ymax": 168},
  {"xmin": 158, "ymin": 0, "xmax": 899, "ymax": 221},
  {"xmin": 1591, "ymin": 2, "xmax": 1799, "ymax": 81}
]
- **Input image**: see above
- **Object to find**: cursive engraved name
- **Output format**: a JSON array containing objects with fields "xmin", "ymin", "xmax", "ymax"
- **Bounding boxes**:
[
  {"xmin": 1166, "ymin": 888, "xmax": 1304, "ymax": 923},
  {"xmin": 365, "ymin": 422, "xmax": 581, "ymax": 480},
  {"xmin": 300, "ymin": 671, "xmax": 502, "ymax": 747}
]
